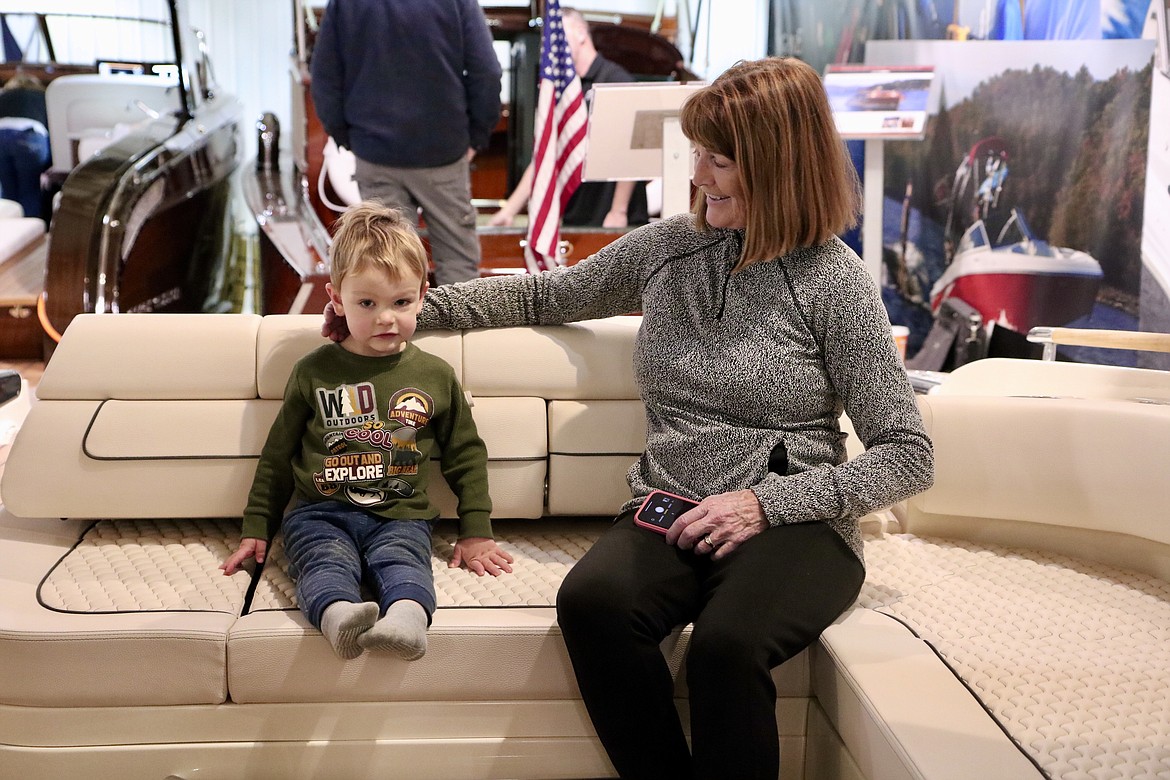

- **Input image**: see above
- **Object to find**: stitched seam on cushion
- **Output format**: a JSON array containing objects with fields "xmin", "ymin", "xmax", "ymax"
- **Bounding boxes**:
[{"xmin": 873, "ymin": 607, "xmax": 1052, "ymax": 778}]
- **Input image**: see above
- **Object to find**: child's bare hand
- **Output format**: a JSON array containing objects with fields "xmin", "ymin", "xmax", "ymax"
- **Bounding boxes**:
[
  {"xmin": 450, "ymin": 537, "xmax": 514, "ymax": 577},
  {"xmin": 221, "ymin": 538, "xmax": 268, "ymax": 576}
]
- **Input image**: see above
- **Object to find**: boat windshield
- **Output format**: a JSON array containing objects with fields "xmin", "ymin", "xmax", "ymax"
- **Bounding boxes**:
[
  {"xmin": 0, "ymin": 2, "xmax": 177, "ymax": 76},
  {"xmin": 957, "ymin": 221, "xmax": 990, "ymax": 253},
  {"xmin": 995, "ymin": 209, "xmax": 1034, "ymax": 245}
]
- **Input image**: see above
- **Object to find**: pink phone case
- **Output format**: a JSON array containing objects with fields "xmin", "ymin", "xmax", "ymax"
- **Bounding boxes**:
[{"xmin": 634, "ymin": 490, "xmax": 699, "ymax": 534}]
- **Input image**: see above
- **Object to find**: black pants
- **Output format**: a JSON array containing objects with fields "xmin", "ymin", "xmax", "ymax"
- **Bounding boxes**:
[{"xmin": 556, "ymin": 512, "xmax": 864, "ymax": 780}]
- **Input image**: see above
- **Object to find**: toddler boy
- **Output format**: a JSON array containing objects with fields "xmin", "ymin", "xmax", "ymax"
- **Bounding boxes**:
[{"xmin": 222, "ymin": 201, "xmax": 512, "ymax": 660}]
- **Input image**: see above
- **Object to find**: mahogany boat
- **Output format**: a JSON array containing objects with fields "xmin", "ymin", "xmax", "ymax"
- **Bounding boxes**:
[
  {"xmin": 243, "ymin": 1, "xmax": 697, "ymax": 317},
  {"xmin": 0, "ymin": 1, "xmax": 243, "ymax": 360}
]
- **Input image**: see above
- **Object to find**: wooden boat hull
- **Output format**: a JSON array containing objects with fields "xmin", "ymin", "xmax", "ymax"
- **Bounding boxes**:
[
  {"xmin": 41, "ymin": 108, "xmax": 240, "ymax": 344},
  {"xmin": 244, "ymin": 154, "xmax": 629, "ymax": 316},
  {"xmin": 0, "ymin": 232, "xmax": 48, "ymax": 360},
  {"xmin": 248, "ymin": 3, "xmax": 692, "ymax": 303},
  {"xmin": 0, "ymin": 3, "xmax": 244, "ymax": 358}
]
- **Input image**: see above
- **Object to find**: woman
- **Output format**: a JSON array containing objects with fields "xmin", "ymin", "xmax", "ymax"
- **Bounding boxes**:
[{"xmin": 327, "ymin": 56, "xmax": 934, "ymax": 779}]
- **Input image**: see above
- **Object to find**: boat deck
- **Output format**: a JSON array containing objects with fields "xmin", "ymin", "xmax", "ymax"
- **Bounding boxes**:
[{"xmin": 0, "ymin": 234, "xmax": 46, "ymax": 308}]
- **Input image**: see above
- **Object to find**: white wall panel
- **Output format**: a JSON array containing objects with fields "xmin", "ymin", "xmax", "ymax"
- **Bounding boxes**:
[{"xmin": 186, "ymin": 0, "xmax": 292, "ymax": 161}]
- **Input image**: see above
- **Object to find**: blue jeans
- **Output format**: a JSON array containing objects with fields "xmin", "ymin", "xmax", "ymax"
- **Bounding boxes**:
[
  {"xmin": 0, "ymin": 127, "xmax": 50, "ymax": 220},
  {"xmin": 282, "ymin": 500, "xmax": 437, "ymax": 629}
]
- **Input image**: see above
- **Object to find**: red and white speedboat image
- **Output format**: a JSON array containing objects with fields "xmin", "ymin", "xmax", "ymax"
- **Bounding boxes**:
[
  {"xmin": 848, "ymin": 86, "xmax": 903, "ymax": 111},
  {"xmin": 928, "ymin": 136, "xmax": 1105, "ymax": 333},
  {"xmin": 930, "ymin": 208, "xmax": 1103, "ymax": 333}
]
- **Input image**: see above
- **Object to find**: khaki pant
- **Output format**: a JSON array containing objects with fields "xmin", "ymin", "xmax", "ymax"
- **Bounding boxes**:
[{"xmin": 354, "ymin": 155, "xmax": 481, "ymax": 286}]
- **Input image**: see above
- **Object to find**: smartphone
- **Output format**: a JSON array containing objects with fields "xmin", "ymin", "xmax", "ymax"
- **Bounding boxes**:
[{"xmin": 634, "ymin": 490, "xmax": 699, "ymax": 535}]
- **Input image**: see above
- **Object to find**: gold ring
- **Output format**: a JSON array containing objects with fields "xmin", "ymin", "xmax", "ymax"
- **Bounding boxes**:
[{"xmin": 703, "ymin": 534, "xmax": 714, "ymax": 547}]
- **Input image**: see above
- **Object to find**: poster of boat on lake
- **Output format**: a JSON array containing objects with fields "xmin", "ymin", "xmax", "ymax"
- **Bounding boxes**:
[{"xmin": 865, "ymin": 39, "xmax": 1155, "ymax": 366}]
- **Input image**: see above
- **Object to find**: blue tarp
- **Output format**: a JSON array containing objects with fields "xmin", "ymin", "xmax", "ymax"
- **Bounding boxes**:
[
  {"xmin": 989, "ymin": 0, "xmax": 1150, "ymax": 40},
  {"xmin": 1, "ymin": 16, "xmax": 22, "ymax": 63}
]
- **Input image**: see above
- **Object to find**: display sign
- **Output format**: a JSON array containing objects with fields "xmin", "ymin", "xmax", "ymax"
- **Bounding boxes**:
[
  {"xmin": 823, "ymin": 65, "xmax": 936, "ymax": 139},
  {"xmin": 583, "ymin": 81, "xmax": 706, "ymax": 181}
]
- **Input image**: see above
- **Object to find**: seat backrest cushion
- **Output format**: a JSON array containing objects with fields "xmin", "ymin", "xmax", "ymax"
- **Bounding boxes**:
[
  {"xmin": 255, "ymin": 316, "xmax": 463, "ymax": 399},
  {"xmin": 908, "ymin": 393, "xmax": 1170, "ymax": 551},
  {"xmin": 462, "ymin": 317, "xmax": 640, "ymax": 399},
  {"xmin": 38, "ymin": 313, "xmax": 262, "ymax": 400}
]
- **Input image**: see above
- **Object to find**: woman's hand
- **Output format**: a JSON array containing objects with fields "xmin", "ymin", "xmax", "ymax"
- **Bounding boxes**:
[
  {"xmin": 665, "ymin": 489, "xmax": 768, "ymax": 560},
  {"xmin": 220, "ymin": 538, "xmax": 268, "ymax": 576},
  {"xmin": 450, "ymin": 537, "xmax": 515, "ymax": 577},
  {"xmin": 321, "ymin": 301, "xmax": 349, "ymax": 342}
]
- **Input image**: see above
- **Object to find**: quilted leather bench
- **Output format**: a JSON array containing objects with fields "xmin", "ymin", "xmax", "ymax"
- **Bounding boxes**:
[{"xmin": 1, "ymin": 313, "xmax": 1168, "ymax": 780}]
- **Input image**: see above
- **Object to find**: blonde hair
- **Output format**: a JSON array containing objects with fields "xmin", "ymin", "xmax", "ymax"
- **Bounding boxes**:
[
  {"xmin": 679, "ymin": 57, "xmax": 861, "ymax": 270},
  {"xmin": 329, "ymin": 201, "xmax": 429, "ymax": 288}
]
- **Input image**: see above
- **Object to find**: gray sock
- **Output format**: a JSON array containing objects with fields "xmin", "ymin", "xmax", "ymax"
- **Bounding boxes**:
[
  {"xmin": 358, "ymin": 599, "xmax": 429, "ymax": 660},
  {"xmin": 320, "ymin": 601, "xmax": 380, "ymax": 660}
]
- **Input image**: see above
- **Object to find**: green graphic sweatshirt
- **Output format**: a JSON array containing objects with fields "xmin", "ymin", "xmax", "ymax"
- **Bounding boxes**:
[{"xmin": 242, "ymin": 342, "xmax": 492, "ymax": 541}]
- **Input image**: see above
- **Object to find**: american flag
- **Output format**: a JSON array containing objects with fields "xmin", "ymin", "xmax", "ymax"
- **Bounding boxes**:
[{"xmin": 524, "ymin": 0, "xmax": 588, "ymax": 273}]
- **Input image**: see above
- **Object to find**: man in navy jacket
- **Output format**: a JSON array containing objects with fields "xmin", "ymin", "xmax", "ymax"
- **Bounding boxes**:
[{"xmin": 311, "ymin": 0, "xmax": 501, "ymax": 285}]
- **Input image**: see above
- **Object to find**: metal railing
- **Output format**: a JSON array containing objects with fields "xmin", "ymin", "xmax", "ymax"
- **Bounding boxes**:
[{"xmin": 1027, "ymin": 327, "xmax": 1170, "ymax": 361}]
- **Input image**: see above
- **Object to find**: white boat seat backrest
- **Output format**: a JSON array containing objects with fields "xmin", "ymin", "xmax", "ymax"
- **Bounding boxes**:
[
  {"xmin": 934, "ymin": 356, "xmax": 1170, "ymax": 403},
  {"xmin": 44, "ymin": 73, "xmax": 181, "ymax": 171}
]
